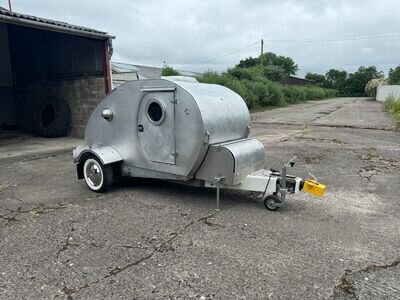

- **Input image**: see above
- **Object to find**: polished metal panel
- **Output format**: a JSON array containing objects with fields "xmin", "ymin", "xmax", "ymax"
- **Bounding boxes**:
[
  {"xmin": 82, "ymin": 78, "xmax": 252, "ymax": 180},
  {"xmin": 195, "ymin": 144, "xmax": 235, "ymax": 184},
  {"xmin": 195, "ymin": 138, "xmax": 265, "ymax": 185},
  {"xmin": 174, "ymin": 80, "xmax": 251, "ymax": 145},
  {"xmin": 137, "ymin": 91, "xmax": 176, "ymax": 164},
  {"xmin": 122, "ymin": 165, "xmax": 191, "ymax": 181},
  {"xmin": 222, "ymin": 138, "xmax": 265, "ymax": 182},
  {"xmin": 73, "ymin": 144, "xmax": 89, "ymax": 161},
  {"xmin": 73, "ymin": 145, "xmax": 123, "ymax": 165}
]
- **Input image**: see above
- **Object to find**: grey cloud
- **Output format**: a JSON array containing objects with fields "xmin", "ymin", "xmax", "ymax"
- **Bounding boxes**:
[{"xmin": 9, "ymin": 0, "xmax": 400, "ymax": 75}]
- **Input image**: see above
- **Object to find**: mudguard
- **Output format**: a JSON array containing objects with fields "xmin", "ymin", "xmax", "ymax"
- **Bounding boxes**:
[
  {"xmin": 73, "ymin": 145, "xmax": 123, "ymax": 180},
  {"xmin": 73, "ymin": 145, "xmax": 123, "ymax": 165}
]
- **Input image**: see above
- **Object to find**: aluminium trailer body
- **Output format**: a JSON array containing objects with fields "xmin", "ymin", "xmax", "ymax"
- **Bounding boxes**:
[{"xmin": 73, "ymin": 77, "xmax": 325, "ymax": 210}]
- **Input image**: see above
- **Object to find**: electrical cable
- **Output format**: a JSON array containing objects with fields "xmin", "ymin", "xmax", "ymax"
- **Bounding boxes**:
[
  {"xmin": 263, "ymin": 33, "xmax": 400, "ymax": 43},
  {"xmin": 201, "ymin": 40, "xmax": 259, "ymax": 63},
  {"xmin": 200, "ymin": 31, "xmax": 400, "ymax": 65},
  {"xmin": 250, "ymin": 170, "xmax": 272, "ymax": 200}
]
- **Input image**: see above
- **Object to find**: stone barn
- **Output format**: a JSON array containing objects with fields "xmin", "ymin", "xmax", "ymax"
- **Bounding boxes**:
[{"xmin": 0, "ymin": 7, "xmax": 114, "ymax": 138}]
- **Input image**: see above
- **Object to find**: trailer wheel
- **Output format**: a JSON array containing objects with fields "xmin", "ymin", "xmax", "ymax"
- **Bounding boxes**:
[
  {"xmin": 264, "ymin": 195, "xmax": 281, "ymax": 211},
  {"xmin": 83, "ymin": 157, "xmax": 113, "ymax": 192}
]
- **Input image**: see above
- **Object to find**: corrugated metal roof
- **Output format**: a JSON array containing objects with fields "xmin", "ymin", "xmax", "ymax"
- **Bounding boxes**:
[
  {"xmin": 111, "ymin": 62, "xmax": 202, "ymax": 88},
  {"xmin": 112, "ymin": 62, "xmax": 141, "ymax": 73},
  {"xmin": 111, "ymin": 62, "xmax": 201, "ymax": 79},
  {"xmin": 279, "ymin": 75, "xmax": 316, "ymax": 86},
  {"xmin": 132, "ymin": 65, "xmax": 163, "ymax": 79},
  {"xmin": 0, "ymin": 6, "xmax": 113, "ymax": 39},
  {"xmin": 111, "ymin": 62, "xmax": 162, "ymax": 79},
  {"xmin": 179, "ymin": 70, "xmax": 202, "ymax": 77}
]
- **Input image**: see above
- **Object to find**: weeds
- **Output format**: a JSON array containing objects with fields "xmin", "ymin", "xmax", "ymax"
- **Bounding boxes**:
[{"xmin": 384, "ymin": 96, "xmax": 400, "ymax": 120}]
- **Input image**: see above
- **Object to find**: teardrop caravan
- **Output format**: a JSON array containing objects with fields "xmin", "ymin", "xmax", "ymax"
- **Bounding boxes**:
[{"xmin": 73, "ymin": 77, "xmax": 325, "ymax": 210}]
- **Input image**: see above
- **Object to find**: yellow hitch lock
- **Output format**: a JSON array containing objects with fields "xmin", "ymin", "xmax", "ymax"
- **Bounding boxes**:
[{"xmin": 303, "ymin": 180, "xmax": 326, "ymax": 197}]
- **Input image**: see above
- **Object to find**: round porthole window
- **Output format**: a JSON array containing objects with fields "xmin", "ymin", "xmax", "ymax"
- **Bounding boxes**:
[{"xmin": 146, "ymin": 100, "xmax": 166, "ymax": 125}]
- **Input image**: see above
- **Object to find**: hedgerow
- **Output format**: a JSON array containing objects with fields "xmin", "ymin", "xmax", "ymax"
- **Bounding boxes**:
[{"xmin": 197, "ymin": 71, "xmax": 337, "ymax": 109}]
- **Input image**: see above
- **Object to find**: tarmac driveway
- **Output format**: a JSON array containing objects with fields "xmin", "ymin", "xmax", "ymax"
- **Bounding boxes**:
[{"xmin": 1, "ymin": 97, "xmax": 399, "ymax": 299}]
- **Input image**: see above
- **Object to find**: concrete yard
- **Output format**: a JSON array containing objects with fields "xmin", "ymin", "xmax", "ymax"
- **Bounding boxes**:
[
  {"xmin": 0, "ymin": 131, "xmax": 81, "ymax": 164},
  {"xmin": 0, "ymin": 97, "xmax": 399, "ymax": 299}
]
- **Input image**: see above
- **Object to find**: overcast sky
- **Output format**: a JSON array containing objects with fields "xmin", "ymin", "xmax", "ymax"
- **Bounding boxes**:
[{"xmin": 5, "ymin": 0, "xmax": 400, "ymax": 75}]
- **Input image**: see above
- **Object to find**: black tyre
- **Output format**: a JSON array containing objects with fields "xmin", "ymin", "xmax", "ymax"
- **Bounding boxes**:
[
  {"xmin": 264, "ymin": 194, "xmax": 281, "ymax": 211},
  {"xmin": 38, "ymin": 97, "xmax": 70, "ymax": 137},
  {"xmin": 83, "ymin": 157, "xmax": 113, "ymax": 192}
]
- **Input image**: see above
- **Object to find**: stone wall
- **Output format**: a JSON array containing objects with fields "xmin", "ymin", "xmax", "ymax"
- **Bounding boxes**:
[
  {"xmin": 47, "ymin": 77, "xmax": 106, "ymax": 137},
  {"xmin": 15, "ymin": 76, "xmax": 105, "ymax": 137}
]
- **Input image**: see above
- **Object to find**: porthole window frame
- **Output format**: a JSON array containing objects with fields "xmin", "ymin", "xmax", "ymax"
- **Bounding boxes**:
[{"xmin": 146, "ymin": 99, "xmax": 166, "ymax": 126}]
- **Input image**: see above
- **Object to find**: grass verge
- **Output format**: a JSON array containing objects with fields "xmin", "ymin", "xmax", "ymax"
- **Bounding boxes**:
[{"xmin": 383, "ymin": 96, "xmax": 400, "ymax": 121}]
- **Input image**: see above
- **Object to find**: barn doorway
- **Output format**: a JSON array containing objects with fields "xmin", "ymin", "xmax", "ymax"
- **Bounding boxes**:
[{"xmin": 0, "ymin": 8, "xmax": 113, "ymax": 140}]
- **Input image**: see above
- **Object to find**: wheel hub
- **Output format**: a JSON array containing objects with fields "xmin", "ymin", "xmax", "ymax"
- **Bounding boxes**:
[{"xmin": 86, "ymin": 163, "xmax": 102, "ymax": 187}]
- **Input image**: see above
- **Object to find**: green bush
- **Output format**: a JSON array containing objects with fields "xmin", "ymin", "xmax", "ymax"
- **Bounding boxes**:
[
  {"xmin": 266, "ymin": 81, "xmax": 285, "ymax": 106},
  {"xmin": 161, "ymin": 65, "xmax": 179, "ymax": 76},
  {"xmin": 227, "ymin": 67, "xmax": 260, "ymax": 81},
  {"xmin": 283, "ymin": 86, "xmax": 306, "ymax": 104},
  {"xmin": 384, "ymin": 96, "xmax": 400, "ymax": 120},
  {"xmin": 227, "ymin": 67, "xmax": 251, "ymax": 80},
  {"xmin": 223, "ymin": 77, "xmax": 256, "ymax": 108},
  {"xmin": 253, "ymin": 81, "xmax": 271, "ymax": 106},
  {"xmin": 241, "ymin": 80, "xmax": 267, "ymax": 106},
  {"xmin": 283, "ymin": 85, "xmax": 336, "ymax": 103},
  {"xmin": 262, "ymin": 65, "xmax": 285, "ymax": 82},
  {"xmin": 302, "ymin": 86, "xmax": 326, "ymax": 100},
  {"xmin": 325, "ymin": 88, "xmax": 338, "ymax": 98},
  {"xmin": 197, "ymin": 71, "xmax": 227, "ymax": 85},
  {"xmin": 197, "ymin": 72, "xmax": 337, "ymax": 110}
]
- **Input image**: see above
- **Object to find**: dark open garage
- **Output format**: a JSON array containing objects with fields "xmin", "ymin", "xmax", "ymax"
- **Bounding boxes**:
[{"xmin": 0, "ymin": 7, "xmax": 114, "ymax": 138}]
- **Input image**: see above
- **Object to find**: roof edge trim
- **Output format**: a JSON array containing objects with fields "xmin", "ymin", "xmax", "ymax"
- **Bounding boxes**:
[{"xmin": 0, "ymin": 14, "xmax": 115, "ymax": 40}]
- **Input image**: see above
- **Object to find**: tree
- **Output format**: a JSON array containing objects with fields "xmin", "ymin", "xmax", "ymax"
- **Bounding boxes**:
[
  {"xmin": 237, "ymin": 56, "xmax": 259, "ymax": 68},
  {"xmin": 227, "ymin": 66, "xmax": 259, "ymax": 80},
  {"xmin": 260, "ymin": 52, "xmax": 298, "ymax": 75},
  {"xmin": 345, "ymin": 66, "xmax": 383, "ymax": 95},
  {"xmin": 388, "ymin": 65, "xmax": 400, "ymax": 85},
  {"xmin": 324, "ymin": 69, "xmax": 348, "ymax": 93},
  {"xmin": 236, "ymin": 52, "xmax": 298, "ymax": 75},
  {"xmin": 161, "ymin": 64, "xmax": 179, "ymax": 76},
  {"xmin": 305, "ymin": 72, "xmax": 326, "ymax": 87},
  {"xmin": 262, "ymin": 65, "xmax": 285, "ymax": 81}
]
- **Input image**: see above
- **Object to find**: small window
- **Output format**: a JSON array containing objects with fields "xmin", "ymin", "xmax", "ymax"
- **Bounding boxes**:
[{"xmin": 146, "ymin": 100, "xmax": 165, "ymax": 125}]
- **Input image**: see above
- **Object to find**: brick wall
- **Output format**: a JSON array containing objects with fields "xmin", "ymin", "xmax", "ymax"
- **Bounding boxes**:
[{"xmin": 15, "ymin": 76, "xmax": 105, "ymax": 137}]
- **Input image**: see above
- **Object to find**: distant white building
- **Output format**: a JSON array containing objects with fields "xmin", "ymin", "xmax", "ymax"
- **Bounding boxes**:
[
  {"xmin": 111, "ymin": 62, "xmax": 201, "ymax": 87},
  {"xmin": 376, "ymin": 85, "xmax": 400, "ymax": 102}
]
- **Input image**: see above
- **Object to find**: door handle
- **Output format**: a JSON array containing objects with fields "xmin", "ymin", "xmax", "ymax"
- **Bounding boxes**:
[{"xmin": 137, "ymin": 124, "xmax": 144, "ymax": 132}]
